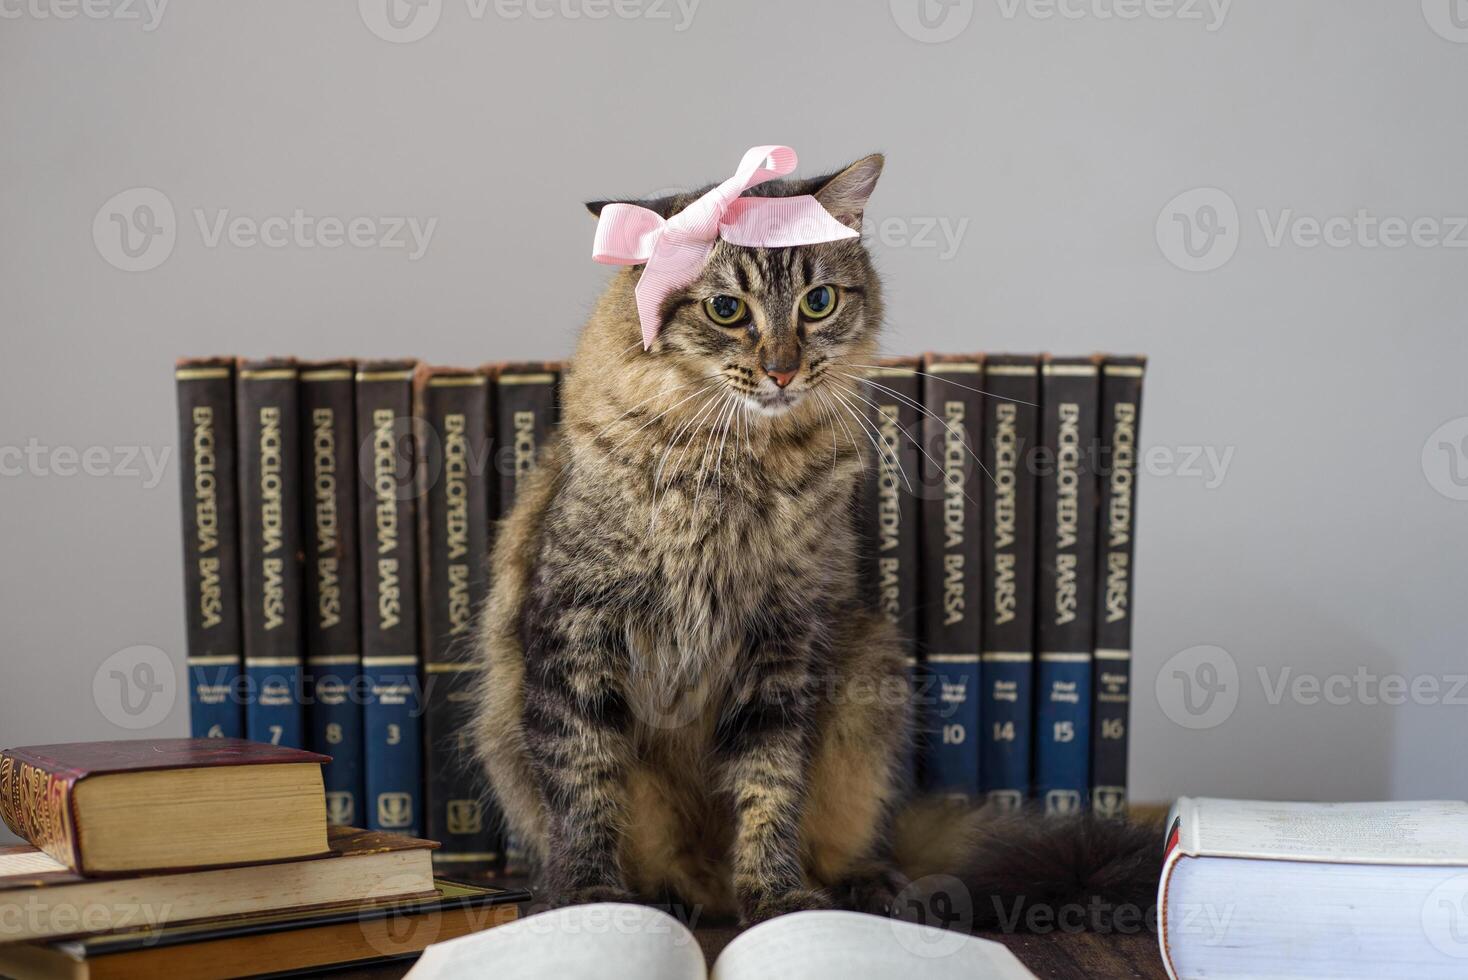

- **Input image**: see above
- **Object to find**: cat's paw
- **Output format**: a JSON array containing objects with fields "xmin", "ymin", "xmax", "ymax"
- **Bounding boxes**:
[
  {"xmin": 538, "ymin": 884, "xmax": 640, "ymax": 911},
  {"xmin": 740, "ymin": 887, "xmax": 834, "ymax": 926},
  {"xmin": 834, "ymin": 867, "xmax": 911, "ymax": 917}
]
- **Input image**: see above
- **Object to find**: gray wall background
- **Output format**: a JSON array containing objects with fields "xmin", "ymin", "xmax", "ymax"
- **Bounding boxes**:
[{"xmin": 3, "ymin": 0, "xmax": 1467, "ymax": 843}]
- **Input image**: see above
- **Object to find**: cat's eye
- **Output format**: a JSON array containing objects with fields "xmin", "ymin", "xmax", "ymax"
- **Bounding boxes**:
[
  {"xmin": 704, "ymin": 295, "xmax": 747, "ymax": 326},
  {"xmin": 800, "ymin": 285, "xmax": 838, "ymax": 320}
]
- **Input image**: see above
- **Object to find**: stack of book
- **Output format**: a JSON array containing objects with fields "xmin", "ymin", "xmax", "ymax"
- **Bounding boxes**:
[
  {"xmin": 0, "ymin": 738, "xmax": 525, "ymax": 977},
  {"xmin": 174, "ymin": 351, "xmax": 1144, "ymax": 841}
]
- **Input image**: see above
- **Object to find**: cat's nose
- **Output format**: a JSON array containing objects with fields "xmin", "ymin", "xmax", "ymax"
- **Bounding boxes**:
[{"xmin": 766, "ymin": 367, "xmax": 798, "ymax": 389}]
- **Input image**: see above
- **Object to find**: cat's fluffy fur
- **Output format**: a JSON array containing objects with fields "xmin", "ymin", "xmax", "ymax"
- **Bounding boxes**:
[{"xmin": 472, "ymin": 154, "xmax": 1159, "ymax": 927}]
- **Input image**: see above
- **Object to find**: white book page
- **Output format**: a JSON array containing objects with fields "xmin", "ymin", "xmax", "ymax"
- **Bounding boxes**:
[
  {"xmin": 405, "ymin": 903, "xmax": 707, "ymax": 980},
  {"xmin": 709, "ymin": 910, "xmax": 1036, "ymax": 980},
  {"xmin": 0, "ymin": 848, "xmax": 68, "ymax": 881},
  {"xmin": 1178, "ymin": 798, "xmax": 1468, "ymax": 864}
]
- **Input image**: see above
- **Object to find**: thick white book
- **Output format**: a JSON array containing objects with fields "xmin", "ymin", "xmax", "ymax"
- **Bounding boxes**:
[
  {"xmin": 1160, "ymin": 798, "xmax": 1468, "ymax": 979},
  {"xmin": 406, "ymin": 902, "xmax": 1037, "ymax": 980}
]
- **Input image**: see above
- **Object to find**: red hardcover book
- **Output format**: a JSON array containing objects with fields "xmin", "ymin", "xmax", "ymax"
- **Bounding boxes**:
[{"xmin": 0, "ymin": 738, "xmax": 330, "ymax": 876}]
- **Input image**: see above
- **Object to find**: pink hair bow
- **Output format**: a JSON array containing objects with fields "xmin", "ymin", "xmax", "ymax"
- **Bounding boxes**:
[{"xmin": 592, "ymin": 145, "xmax": 860, "ymax": 349}]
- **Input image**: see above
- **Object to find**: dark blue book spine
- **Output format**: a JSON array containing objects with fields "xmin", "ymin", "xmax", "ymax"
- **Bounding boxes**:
[
  {"xmin": 979, "ymin": 357, "xmax": 1040, "ymax": 811},
  {"xmin": 237, "ymin": 361, "xmax": 306, "ymax": 748},
  {"xmin": 357, "ymin": 362, "xmax": 423, "ymax": 836},
  {"xmin": 1033, "ymin": 356, "xmax": 1101, "ymax": 816},
  {"xmin": 176, "ymin": 360, "xmax": 245, "ymax": 739},
  {"xmin": 918, "ymin": 356, "xmax": 984, "ymax": 799},
  {"xmin": 300, "ymin": 363, "xmax": 365, "ymax": 828}
]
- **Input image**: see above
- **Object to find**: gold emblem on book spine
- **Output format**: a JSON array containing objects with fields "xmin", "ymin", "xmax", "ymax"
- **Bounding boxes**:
[
  {"xmin": 446, "ymin": 799, "xmax": 483, "ymax": 835},
  {"xmin": 325, "ymin": 791, "xmax": 355, "ymax": 826},
  {"xmin": 377, "ymin": 792, "xmax": 413, "ymax": 829}
]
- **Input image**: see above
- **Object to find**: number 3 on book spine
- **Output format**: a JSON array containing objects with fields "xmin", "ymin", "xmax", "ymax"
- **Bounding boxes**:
[{"xmin": 357, "ymin": 363, "xmax": 423, "ymax": 835}]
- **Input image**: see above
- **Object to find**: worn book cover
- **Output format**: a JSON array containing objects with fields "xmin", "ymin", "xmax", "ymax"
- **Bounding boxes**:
[
  {"xmin": 416, "ymin": 366, "xmax": 502, "ymax": 874},
  {"xmin": 1090, "ymin": 357, "xmax": 1145, "ymax": 819},
  {"xmin": 299, "ymin": 361, "xmax": 364, "ymax": 828},
  {"xmin": 1033, "ymin": 354, "xmax": 1102, "ymax": 816},
  {"xmin": 861, "ymin": 358, "xmax": 923, "ymax": 787},
  {"xmin": 979, "ymin": 354, "xmax": 1040, "ymax": 811},
  {"xmin": 356, "ymin": 361, "xmax": 424, "ymax": 836},
  {"xmin": 492, "ymin": 362, "xmax": 560, "ymax": 511},
  {"xmin": 919, "ymin": 353, "xmax": 983, "ymax": 800},
  {"xmin": 0, "ymin": 826, "xmax": 438, "ymax": 944},
  {"xmin": 491, "ymin": 362, "xmax": 559, "ymax": 874},
  {"xmin": 236, "ymin": 358, "xmax": 306, "ymax": 749},
  {"xmin": 0, "ymin": 739, "xmax": 329, "ymax": 874},
  {"xmin": 175, "ymin": 358, "xmax": 244, "ymax": 740},
  {"xmin": 0, "ymin": 880, "xmax": 526, "ymax": 980}
]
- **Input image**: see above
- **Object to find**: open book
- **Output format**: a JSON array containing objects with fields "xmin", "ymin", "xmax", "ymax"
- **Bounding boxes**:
[{"xmin": 405, "ymin": 903, "xmax": 1036, "ymax": 980}]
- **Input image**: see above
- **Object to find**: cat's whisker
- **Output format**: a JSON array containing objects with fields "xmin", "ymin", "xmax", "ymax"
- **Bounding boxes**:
[
  {"xmin": 657, "ymin": 388, "xmax": 729, "ymax": 520},
  {"xmin": 711, "ymin": 394, "xmax": 739, "ymax": 505},
  {"xmin": 609, "ymin": 378, "xmax": 724, "ymax": 456},
  {"xmin": 847, "ymin": 364, "xmax": 1039, "ymax": 408},
  {"xmin": 573, "ymin": 376, "xmax": 713, "ymax": 437},
  {"xmin": 816, "ymin": 389, "xmax": 862, "ymax": 459},
  {"xmin": 692, "ymin": 393, "xmax": 734, "ymax": 510},
  {"xmin": 693, "ymin": 393, "xmax": 734, "ymax": 508},
  {"xmin": 813, "ymin": 391, "xmax": 839, "ymax": 471},
  {"xmin": 649, "ymin": 389, "xmax": 723, "ymax": 531},
  {"xmin": 838, "ymin": 381, "xmax": 984, "ymax": 511},
  {"xmin": 837, "ymin": 371, "xmax": 998, "ymax": 494},
  {"xmin": 822, "ymin": 381, "xmax": 910, "ymax": 489},
  {"xmin": 825, "ymin": 384, "xmax": 913, "ymax": 494}
]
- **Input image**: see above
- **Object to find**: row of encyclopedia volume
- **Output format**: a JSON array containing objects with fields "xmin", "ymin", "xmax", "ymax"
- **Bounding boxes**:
[
  {"xmin": 858, "ymin": 353, "xmax": 1146, "ymax": 817},
  {"xmin": 174, "ymin": 357, "xmax": 560, "ymax": 873},
  {"xmin": 176, "ymin": 350, "xmax": 1143, "ymax": 857}
]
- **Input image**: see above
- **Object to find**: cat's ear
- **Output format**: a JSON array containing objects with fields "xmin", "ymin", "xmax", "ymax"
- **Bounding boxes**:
[
  {"xmin": 584, "ymin": 194, "xmax": 684, "ymax": 220},
  {"xmin": 813, "ymin": 153, "xmax": 885, "ymax": 230}
]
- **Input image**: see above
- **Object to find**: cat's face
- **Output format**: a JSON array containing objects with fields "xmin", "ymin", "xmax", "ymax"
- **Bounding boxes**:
[
  {"xmin": 659, "ymin": 234, "xmax": 880, "ymax": 418},
  {"xmin": 590, "ymin": 155, "xmax": 885, "ymax": 422}
]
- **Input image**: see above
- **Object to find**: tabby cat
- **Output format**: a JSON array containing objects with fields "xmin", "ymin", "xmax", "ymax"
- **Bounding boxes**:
[{"xmin": 472, "ymin": 153, "xmax": 1157, "ymax": 927}]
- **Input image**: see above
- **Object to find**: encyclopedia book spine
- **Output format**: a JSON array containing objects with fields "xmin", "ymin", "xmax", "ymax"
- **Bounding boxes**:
[
  {"xmin": 492, "ymin": 362, "xmax": 560, "ymax": 874},
  {"xmin": 979, "ymin": 354, "xmax": 1040, "ymax": 811},
  {"xmin": 861, "ymin": 359, "xmax": 924, "ymax": 787},
  {"xmin": 356, "ymin": 361, "xmax": 424, "ymax": 836},
  {"xmin": 176, "ymin": 359, "xmax": 245, "ymax": 740},
  {"xmin": 918, "ymin": 353, "xmax": 984, "ymax": 800},
  {"xmin": 1090, "ymin": 356, "xmax": 1146, "ymax": 819},
  {"xmin": 493, "ymin": 362, "xmax": 560, "ymax": 514},
  {"xmin": 1033, "ymin": 354, "xmax": 1102, "ymax": 816},
  {"xmin": 299, "ymin": 361, "xmax": 364, "ymax": 828},
  {"xmin": 417, "ymin": 366, "xmax": 503, "ymax": 874},
  {"xmin": 236, "ymin": 359, "xmax": 306, "ymax": 749}
]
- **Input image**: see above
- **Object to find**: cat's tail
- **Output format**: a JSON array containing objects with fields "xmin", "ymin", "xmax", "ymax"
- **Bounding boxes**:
[{"xmin": 891, "ymin": 799, "xmax": 1163, "ymax": 932}]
